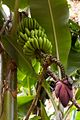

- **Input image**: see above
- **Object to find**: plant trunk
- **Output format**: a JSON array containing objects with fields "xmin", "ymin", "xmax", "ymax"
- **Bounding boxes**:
[{"xmin": 0, "ymin": 51, "xmax": 17, "ymax": 120}]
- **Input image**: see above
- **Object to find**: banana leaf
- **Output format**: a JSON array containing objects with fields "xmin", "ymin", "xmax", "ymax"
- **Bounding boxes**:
[
  {"xmin": 67, "ymin": 50, "xmax": 80, "ymax": 74},
  {"xmin": 29, "ymin": 0, "xmax": 71, "ymax": 69},
  {"xmin": 2, "ymin": 0, "xmax": 29, "ymax": 11},
  {"xmin": 1, "ymin": 35, "xmax": 36, "ymax": 77}
]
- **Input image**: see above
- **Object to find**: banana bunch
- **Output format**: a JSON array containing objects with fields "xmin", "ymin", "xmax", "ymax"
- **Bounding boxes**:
[{"xmin": 17, "ymin": 17, "xmax": 52, "ymax": 58}]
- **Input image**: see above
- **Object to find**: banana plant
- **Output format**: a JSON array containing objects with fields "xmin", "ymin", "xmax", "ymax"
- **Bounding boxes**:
[{"xmin": 0, "ymin": 0, "xmax": 80, "ymax": 120}]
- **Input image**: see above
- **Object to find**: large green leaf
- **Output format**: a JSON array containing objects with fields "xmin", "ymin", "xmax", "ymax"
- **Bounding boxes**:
[
  {"xmin": 75, "ymin": 89, "xmax": 80, "ymax": 100},
  {"xmin": 1, "ymin": 36, "xmax": 36, "ymax": 77},
  {"xmin": 2, "ymin": 0, "xmax": 29, "ymax": 11},
  {"xmin": 75, "ymin": 111, "xmax": 80, "ymax": 120},
  {"xmin": 67, "ymin": 50, "xmax": 80, "ymax": 74},
  {"xmin": 30, "ymin": 116, "xmax": 41, "ymax": 120},
  {"xmin": 17, "ymin": 95, "xmax": 34, "ymax": 106},
  {"xmin": 29, "ymin": 0, "xmax": 71, "ymax": 68}
]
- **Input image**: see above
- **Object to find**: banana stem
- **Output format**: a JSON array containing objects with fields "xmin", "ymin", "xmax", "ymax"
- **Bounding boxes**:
[
  {"xmin": 25, "ymin": 52, "xmax": 66, "ymax": 119},
  {"xmin": 38, "ymin": 51, "xmax": 66, "ymax": 79},
  {"xmin": 25, "ymin": 68, "xmax": 47, "ymax": 120}
]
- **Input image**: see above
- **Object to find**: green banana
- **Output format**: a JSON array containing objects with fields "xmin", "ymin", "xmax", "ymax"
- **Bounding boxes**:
[
  {"xmin": 29, "ymin": 38, "xmax": 35, "ymax": 49},
  {"xmin": 23, "ymin": 47, "xmax": 33, "ymax": 56},
  {"xmin": 17, "ymin": 17, "xmax": 52, "ymax": 57},
  {"xmin": 26, "ymin": 40, "xmax": 35, "ymax": 51},
  {"xmin": 38, "ymin": 37, "xmax": 43, "ymax": 50},
  {"xmin": 17, "ymin": 37, "xmax": 25, "ymax": 46},
  {"xmin": 19, "ymin": 32, "xmax": 26, "ymax": 41},
  {"xmin": 29, "ymin": 38, "xmax": 35, "ymax": 50},
  {"xmin": 18, "ymin": 23, "xmax": 23, "ymax": 33},
  {"xmin": 23, "ymin": 42, "xmax": 33, "ymax": 54},
  {"xmin": 38, "ymin": 29, "xmax": 42, "ymax": 37},
  {"xmin": 25, "ymin": 28, "xmax": 30, "ymax": 37},
  {"xmin": 38, "ymin": 29, "xmax": 46, "ymax": 38},
  {"xmin": 36, "ymin": 22, "xmax": 40, "ymax": 29},
  {"xmin": 33, "ymin": 19, "xmax": 37, "ymax": 29},
  {"xmin": 34, "ymin": 38, "xmax": 39, "ymax": 49},
  {"xmin": 24, "ymin": 33, "xmax": 29, "ymax": 41},
  {"xmin": 42, "ymin": 37, "xmax": 48, "ymax": 52},
  {"xmin": 38, "ymin": 26, "xmax": 42, "ymax": 30},
  {"xmin": 30, "ymin": 38, "xmax": 37, "ymax": 50},
  {"xmin": 30, "ymin": 18, "xmax": 34, "ymax": 30},
  {"xmin": 22, "ymin": 18, "xmax": 27, "ymax": 32},
  {"xmin": 39, "ymin": 37, "xmax": 52, "ymax": 53},
  {"xmin": 28, "ymin": 18, "xmax": 31, "ymax": 30},
  {"xmin": 25, "ymin": 18, "xmax": 29, "ymax": 28},
  {"xmin": 31, "ymin": 30, "xmax": 35, "ymax": 38},
  {"xmin": 41, "ymin": 30, "xmax": 45, "ymax": 37},
  {"xmin": 34, "ymin": 29, "xmax": 38, "ymax": 38},
  {"xmin": 43, "ymin": 34, "xmax": 47, "ymax": 38},
  {"xmin": 28, "ymin": 18, "xmax": 33, "ymax": 30},
  {"xmin": 20, "ymin": 20, "xmax": 25, "ymax": 33},
  {"xmin": 46, "ymin": 39, "xmax": 52, "ymax": 52}
]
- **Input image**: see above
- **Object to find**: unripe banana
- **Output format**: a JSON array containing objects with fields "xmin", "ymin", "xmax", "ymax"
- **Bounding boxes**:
[
  {"xmin": 25, "ymin": 18, "xmax": 29, "ymax": 28},
  {"xmin": 38, "ymin": 29, "xmax": 46, "ymax": 38},
  {"xmin": 38, "ymin": 37, "xmax": 43, "ymax": 50},
  {"xmin": 46, "ymin": 39, "xmax": 52, "ymax": 52},
  {"xmin": 17, "ymin": 17, "xmax": 52, "ymax": 58},
  {"xmin": 42, "ymin": 37, "xmax": 47, "ymax": 52},
  {"xmin": 38, "ymin": 29, "xmax": 42, "ymax": 37},
  {"xmin": 27, "ymin": 38, "xmax": 35, "ymax": 50},
  {"xmin": 43, "ymin": 38, "xmax": 51, "ymax": 53},
  {"xmin": 18, "ymin": 23, "xmax": 23, "ymax": 33},
  {"xmin": 34, "ymin": 38, "xmax": 39, "ymax": 49},
  {"xmin": 43, "ymin": 34, "xmax": 47, "ymax": 38},
  {"xmin": 24, "ymin": 33, "xmax": 29, "ymax": 41},
  {"xmin": 31, "ymin": 30, "xmax": 35, "ymax": 38},
  {"xmin": 19, "ymin": 32, "xmax": 26, "ymax": 42},
  {"xmin": 28, "ymin": 18, "xmax": 31, "ymax": 30},
  {"xmin": 17, "ymin": 37, "xmax": 25, "ymax": 46},
  {"xmin": 33, "ymin": 19, "xmax": 40, "ymax": 29},
  {"xmin": 25, "ymin": 28, "xmax": 30, "ymax": 37},
  {"xmin": 21, "ymin": 18, "xmax": 27, "ymax": 32},
  {"xmin": 30, "ymin": 18, "xmax": 34, "ymax": 30},
  {"xmin": 36, "ymin": 22, "xmax": 40, "ymax": 29},
  {"xmin": 28, "ymin": 18, "xmax": 34, "ymax": 30},
  {"xmin": 34, "ymin": 29, "xmax": 38, "ymax": 38},
  {"xmin": 27, "ymin": 40, "xmax": 35, "ymax": 51},
  {"xmin": 23, "ymin": 47, "xmax": 33, "ymax": 56},
  {"xmin": 30, "ymin": 38, "xmax": 38, "ymax": 50},
  {"xmin": 41, "ymin": 30, "xmax": 45, "ymax": 37},
  {"xmin": 23, "ymin": 42, "xmax": 33, "ymax": 54},
  {"xmin": 29, "ymin": 38, "xmax": 35, "ymax": 49}
]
